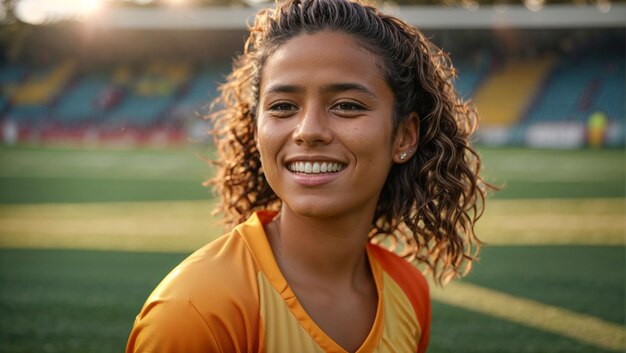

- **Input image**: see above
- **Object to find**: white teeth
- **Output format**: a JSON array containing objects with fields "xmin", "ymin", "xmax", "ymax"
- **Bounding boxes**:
[{"xmin": 288, "ymin": 161, "xmax": 345, "ymax": 174}]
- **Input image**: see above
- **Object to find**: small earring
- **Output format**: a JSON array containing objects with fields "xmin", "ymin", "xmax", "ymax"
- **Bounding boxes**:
[{"xmin": 399, "ymin": 148, "xmax": 414, "ymax": 161}]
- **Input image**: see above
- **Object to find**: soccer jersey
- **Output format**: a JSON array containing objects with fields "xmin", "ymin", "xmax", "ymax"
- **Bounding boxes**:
[{"xmin": 126, "ymin": 211, "xmax": 430, "ymax": 353}]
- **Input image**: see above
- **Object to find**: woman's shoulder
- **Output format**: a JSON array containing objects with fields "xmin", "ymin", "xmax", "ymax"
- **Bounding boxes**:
[
  {"xmin": 145, "ymin": 212, "xmax": 274, "ymax": 307},
  {"xmin": 148, "ymin": 229, "xmax": 261, "ymax": 307},
  {"xmin": 127, "ymin": 229, "xmax": 263, "ymax": 352}
]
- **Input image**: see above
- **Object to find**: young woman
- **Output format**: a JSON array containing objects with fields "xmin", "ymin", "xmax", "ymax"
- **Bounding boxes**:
[{"xmin": 126, "ymin": 1, "xmax": 489, "ymax": 352}]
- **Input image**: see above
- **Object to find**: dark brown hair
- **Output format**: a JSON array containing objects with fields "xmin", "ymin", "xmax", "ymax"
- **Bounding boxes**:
[{"xmin": 208, "ymin": 0, "xmax": 492, "ymax": 284}]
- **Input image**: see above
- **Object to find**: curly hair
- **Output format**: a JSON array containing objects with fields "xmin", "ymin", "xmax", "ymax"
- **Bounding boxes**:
[{"xmin": 208, "ymin": 0, "xmax": 492, "ymax": 284}]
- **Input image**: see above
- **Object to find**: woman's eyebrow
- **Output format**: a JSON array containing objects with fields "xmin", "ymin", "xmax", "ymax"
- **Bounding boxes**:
[
  {"xmin": 264, "ymin": 84, "xmax": 304, "ymax": 95},
  {"xmin": 263, "ymin": 83, "xmax": 377, "ymax": 98},
  {"xmin": 320, "ymin": 82, "xmax": 377, "ymax": 98}
]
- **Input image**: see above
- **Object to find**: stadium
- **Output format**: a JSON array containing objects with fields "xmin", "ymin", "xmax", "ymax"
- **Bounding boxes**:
[{"xmin": 0, "ymin": 0, "xmax": 624, "ymax": 352}]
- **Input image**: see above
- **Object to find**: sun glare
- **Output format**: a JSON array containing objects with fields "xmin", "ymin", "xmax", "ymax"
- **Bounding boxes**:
[
  {"xmin": 163, "ymin": 0, "xmax": 186, "ymax": 5},
  {"xmin": 15, "ymin": 0, "xmax": 104, "ymax": 24},
  {"xmin": 82, "ymin": 0, "xmax": 104, "ymax": 16}
]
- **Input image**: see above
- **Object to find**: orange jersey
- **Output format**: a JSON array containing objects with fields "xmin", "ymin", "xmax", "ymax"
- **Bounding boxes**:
[{"xmin": 126, "ymin": 211, "xmax": 430, "ymax": 353}]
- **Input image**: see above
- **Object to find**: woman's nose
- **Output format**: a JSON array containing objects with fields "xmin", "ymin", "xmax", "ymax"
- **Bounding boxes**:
[{"xmin": 292, "ymin": 105, "xmax": 333, "ymax": 146}]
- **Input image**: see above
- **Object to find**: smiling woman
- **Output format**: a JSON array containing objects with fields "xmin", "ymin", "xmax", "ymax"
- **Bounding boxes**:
[
  {"xmin": 126, "ymin": 1, "xmax": 491, "ymax": 352},
  {"xmin": 257, "ymin": 32, "xmax": 401, "ymax": 220}
]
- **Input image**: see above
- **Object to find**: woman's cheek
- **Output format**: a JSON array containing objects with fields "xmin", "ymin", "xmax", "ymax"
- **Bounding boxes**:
[{"xmin": 257, "ymin": 121, "xmax": 284, "ymax": 175}]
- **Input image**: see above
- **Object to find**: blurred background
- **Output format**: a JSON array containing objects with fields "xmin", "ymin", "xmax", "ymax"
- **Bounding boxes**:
[{"xmin": 0, "ymin": 0, "xmax": 624, "ymax": 352}]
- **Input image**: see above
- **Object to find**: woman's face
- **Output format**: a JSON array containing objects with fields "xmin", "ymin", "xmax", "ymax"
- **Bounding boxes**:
[{"xmin": 256, "ymin": 31, "xmax": 402, "ymax": 219}]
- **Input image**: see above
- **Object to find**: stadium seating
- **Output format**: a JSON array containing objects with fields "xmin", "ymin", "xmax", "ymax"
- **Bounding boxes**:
[
  {"xmin": 52, "ymin": 74, "xmax": 111, "ymax": 126},
  {"xmin": 104, "ymin": 61, "xmax": 191, "ymax": 129},
  {"xmin": 0, "ymin": 41, "xmax": 622, "ymax": 146},
  {"xmin": 11, "ymin": 61, "xmax": 75, "ymax": 106},
  {"xmin": 590, "ymin": 58, "xmax": 624, "ymax": 121},
  {"xmin": 0, "ymin": 66, "xmax": 26, "ymax": 114},
  {"xmin": 524, "ymin": 49, "xmax": 624, "ymax": 125},
  {"xmin": 173, "ymin": 67, "xmax": 224, "ymax": 119},
  {"xmin": 453, "ymin": 52, "xmax": 491, "ymax": 100},
  {"xmin": 0, "ymin": 65, "xmax": 26, "ymax": 86},
  {"xmin": 106, "ymin": 94, "xmax": 176, "ymax": 128},
  {"xmin": 5, "ymin": 61, "xmax": 76, "ymax": 126},
  {"xmin": 474, "ymin": 57, "xmax": 556, "ymax": 126}
]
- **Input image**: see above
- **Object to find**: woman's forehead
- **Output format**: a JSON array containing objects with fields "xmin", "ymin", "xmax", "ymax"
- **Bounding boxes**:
[{"xmin": 259, "ymin": 31, "xmax": 388, "ymax": 97}]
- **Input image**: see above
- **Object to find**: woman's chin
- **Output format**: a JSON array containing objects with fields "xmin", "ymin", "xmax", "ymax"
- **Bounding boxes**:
[{"xmin": 282, "ymin": 200, "xmax": 346, "ymax": 220}]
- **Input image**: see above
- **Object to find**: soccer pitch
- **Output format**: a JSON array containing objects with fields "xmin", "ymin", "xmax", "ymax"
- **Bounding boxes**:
[{"xmin": 0, "ymin": 145, "xmax": 624, "ymax": 353}]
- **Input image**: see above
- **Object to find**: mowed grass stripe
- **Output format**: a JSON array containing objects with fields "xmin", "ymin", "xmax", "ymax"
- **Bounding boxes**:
[
  {"xmin": 477, "ymin": 198, "xmax": 625, "ymax": 245},
  {"xmin": 479, "ymin": 148, "xmax": 625, "ymax": 199},
  {"xmin": 0, "ymin": 146, "xmax": 213, "ymax": 182},
  {"xmin": 0, "ymin": 199, "xmax": 623, "ymax": 252},
  {"xmin": 0, "ymin": 200, "xmax": 222, "ymax": 252},
  {"xmin": 479, "ymin": 148, "xmax": 625, "ymax": 183},
  {"xmin": 431, "ymin": 281, "xmax": 626, "ymax": 351}
]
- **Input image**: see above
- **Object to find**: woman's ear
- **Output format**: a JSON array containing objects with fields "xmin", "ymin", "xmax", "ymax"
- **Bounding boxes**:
[{"xmin": 393, "ymin": 112, "xmax": 419, "ymax": 164}]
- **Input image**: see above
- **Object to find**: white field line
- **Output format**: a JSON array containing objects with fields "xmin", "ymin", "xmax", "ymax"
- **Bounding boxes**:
[{"xmin": 431, "ymin": 281, "xmax": 626, "ymax": 351}]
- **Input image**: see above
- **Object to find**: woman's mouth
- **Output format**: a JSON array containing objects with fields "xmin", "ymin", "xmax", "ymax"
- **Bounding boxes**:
[{"xmin": 286, "ymin": 161, "xmax": 347, "ymax": 174}]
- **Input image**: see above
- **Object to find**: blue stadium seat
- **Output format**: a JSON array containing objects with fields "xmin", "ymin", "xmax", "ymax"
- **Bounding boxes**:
[
  {"xmin": 454, "ymin": 54, "xmax": 491, "ymax": 100},
  {"xmin": 8, "ymin": 104, "xmax": 48, "ymax": 125},
  {"xmin": 105, "ymin": 95, "xmax": 176, "ymax": 128},
  {"xmin": 53, "ymin": 74, "xmax": 110, "ymax": 126},
  {"xmin": 591, "ymin": 58, "xmax": 624, "ymax": 121},
  {"xmin": 0, "ymin": 65, "xmax": 27, "ymax": 84},
  {"xmin": 524, "ymin": 49, "xmax": 624, "ymax": 125},
  {"xmin": 176, "ymin": 68, "xmax": 223, "ymax": 113}
]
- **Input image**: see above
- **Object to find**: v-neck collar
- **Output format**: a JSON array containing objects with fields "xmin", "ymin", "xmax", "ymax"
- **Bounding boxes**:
[{"xmin": 236, "ymin": 211, "xmax": 385, "ymax": 353}]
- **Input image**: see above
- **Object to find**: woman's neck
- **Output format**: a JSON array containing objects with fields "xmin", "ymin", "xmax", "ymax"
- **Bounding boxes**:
[
  {"xmin": 265, "ymin": 207, "xmax": 379, "ymax": 353},
  {"xmin": 266, "ymin": 206, "xmax": 374, "ymax": 286}
]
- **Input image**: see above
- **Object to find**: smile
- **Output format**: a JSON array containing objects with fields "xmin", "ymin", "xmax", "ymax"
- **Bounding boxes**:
[{"xmin": 286, "ymin": 161, "xmax": 346, "ymax": 174}]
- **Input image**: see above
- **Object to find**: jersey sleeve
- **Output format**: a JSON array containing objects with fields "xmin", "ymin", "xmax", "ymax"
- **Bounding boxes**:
[
  {"xmin": 125, "ymin": 229, "xmax": 262, "ymax": 353},
  {"xmin": 126, "ymin": 299, "xmax": 222, "ymax": 353}
]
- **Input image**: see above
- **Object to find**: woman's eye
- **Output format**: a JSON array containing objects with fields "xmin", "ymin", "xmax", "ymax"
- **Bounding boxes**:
[
  {"xmin": 334, "ymin": 102, "xmax": 366, "ymax": 111},
  {"xmin": 269, "ymin": 102, "xmax": 297, "ymax": 111}
]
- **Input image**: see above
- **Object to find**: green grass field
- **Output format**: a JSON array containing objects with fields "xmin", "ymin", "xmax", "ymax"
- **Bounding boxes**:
[{"xmin": 0, "ymin": 145, "xmax": 624, "ymax": 353}]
